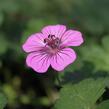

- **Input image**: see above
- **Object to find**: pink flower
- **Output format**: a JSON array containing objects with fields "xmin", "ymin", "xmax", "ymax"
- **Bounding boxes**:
[{"xmin": 22, "ymin": 25, "xmax": 84, "ymax": 73}]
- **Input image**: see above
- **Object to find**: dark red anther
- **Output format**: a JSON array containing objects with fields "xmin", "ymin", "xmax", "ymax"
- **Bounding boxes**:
[{"xmin": 44, "ymin": 34, "xmax": 61, "ymax": 49}]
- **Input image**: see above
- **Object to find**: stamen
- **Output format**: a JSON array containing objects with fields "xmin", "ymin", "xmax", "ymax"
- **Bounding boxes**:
[
  {"xmin": 44, "ymin": 39, "xmax": 47, "ymax": 43},
  {"xmin": 51, "ymin": 35, "xmax": 55, "ymax": 38},
  {"xmin": 48, "ymin": 34, "xmax": 51, "ymax": 38},
  {"xmin": 44, "ymin": 34, "xmax": 61, "ymax": 49}
]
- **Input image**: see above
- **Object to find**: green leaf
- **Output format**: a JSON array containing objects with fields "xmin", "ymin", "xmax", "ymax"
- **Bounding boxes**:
[
  {"xmin": 54, "ymin": 79, "xmax": 105, "ymax": 109},
  {"xmin": 0, "ymin": 92, "xmax": 7, "ymax": 109},
  {"xmin": 96, "ymin": 100, "xmax": 109, "ymax": 109}
]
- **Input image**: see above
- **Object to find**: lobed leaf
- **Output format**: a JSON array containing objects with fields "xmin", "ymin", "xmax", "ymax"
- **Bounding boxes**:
[
  {"xmin": 54, "ymin": 79, "xmax": 105, "ymax": 109},
  {"xmin": 96, "ymin": 100, "xmax": 109, "ymax": 109}
]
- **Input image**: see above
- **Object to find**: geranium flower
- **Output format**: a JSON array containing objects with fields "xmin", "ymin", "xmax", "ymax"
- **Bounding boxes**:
[{"xmin": 22, "ymin": 25, "xmax": 84, "ymax": 73}]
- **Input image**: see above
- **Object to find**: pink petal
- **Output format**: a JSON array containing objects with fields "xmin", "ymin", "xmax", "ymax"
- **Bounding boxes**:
[
  {"xmin": 26, "ymin": 51, "xmax": 50, "ymax": 73},
  {"xmin": 51, "ymin": 48, "xmax": 76, "ymax": 71},
  {"xmin": 61, "ymin": 30, "xmax": 84, "ymax": 47},
  {"xmin": 42, "ymin": 25, "xmax": 66, "ymax": 38},
  {"xmin": 22, "ymin": 33, "xmax": 46, "ymax": 53}
]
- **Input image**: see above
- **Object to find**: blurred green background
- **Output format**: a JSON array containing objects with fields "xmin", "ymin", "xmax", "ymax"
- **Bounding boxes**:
[{"xmin": 0, "ymin": 0, "xmax": 109, "ymax": 109}]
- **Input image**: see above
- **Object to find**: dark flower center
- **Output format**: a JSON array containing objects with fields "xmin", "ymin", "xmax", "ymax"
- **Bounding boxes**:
[{"xmin": 44, "ymin": 34, "xmax": 60, "ymax": 49}]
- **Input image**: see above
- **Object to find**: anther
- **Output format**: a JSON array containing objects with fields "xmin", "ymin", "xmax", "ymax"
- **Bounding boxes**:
[
  {"xmin": 48, "ymin": 34, "xmax": 51, "ymax": 38},
  {"xmin": 44, "ymin": 39, "xmax": 47, "ymax": 43}
]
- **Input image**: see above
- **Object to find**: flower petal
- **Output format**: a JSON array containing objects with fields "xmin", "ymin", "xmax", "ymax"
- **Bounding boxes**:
[
  {"xmin": 61, "ymin": 30, "xmax": 84, "ymax": 47},
  {"xmin": 51, "ymin": 48, "xmax": 76, "ymax": 71},
  {"xmin": 26, "ymin": 51, "xmax": 50, "ymax": 73},
  {"xmin": 42, "ymin": 25, "xmax": 66, "ymax": 38},
  {"xmin": 22, "ymin": 33, "xmax": 46, "ymax": 53}
]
